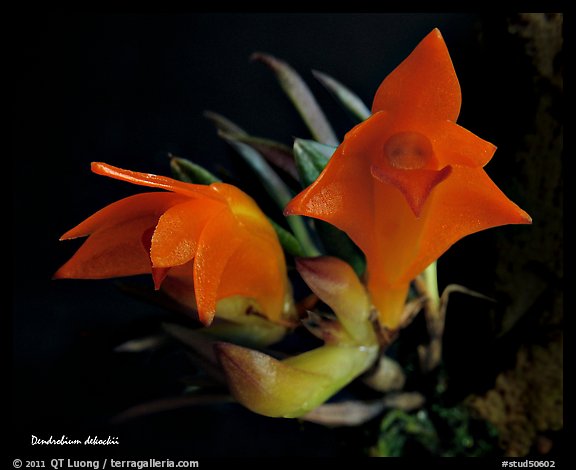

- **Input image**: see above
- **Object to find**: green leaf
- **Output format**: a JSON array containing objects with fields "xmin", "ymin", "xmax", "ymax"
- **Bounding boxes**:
[
  {"xmin": 293, "ymin": 138, "xmax": 335, "ymax": 187},
  {"xmin": 251, "ymin": 52, "xmax": 339, "ymax": 146},
  {"xmin": 219, "ymin": 130, "xmax": 293, "ymax": 208},
  {"xmin": 203, "ymin": 111, "xmax": 298, "ymax": 180},
  {"xmin": 312, "ymin": 70, "xmax": 371, "ymax": 122},
  {"xmin": 316, "ymin": 222, "xmax": 366, "ymax": 277},
  {"xmin": 203, "ymin": 110, "xmax": 246, "ymax": 135},
  {"xmin": 205, "ymin": 111, "xmax": 291, "ymax": 206},
  {"xmin": 170, "ymin": 156, "xmax": 221, "ymax": 185},
  {"xmin": 268, "ymin": 219, "xmax": 306, "ymax": 257},
  {"xmin": 227, "ymin": 134, "xmax": 299, "ymax": 181}
]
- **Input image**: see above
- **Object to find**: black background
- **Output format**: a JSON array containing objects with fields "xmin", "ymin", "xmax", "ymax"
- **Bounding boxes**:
[{"xmin": 11, "ymin": 13, "xmax": 561, "ymax": 458}]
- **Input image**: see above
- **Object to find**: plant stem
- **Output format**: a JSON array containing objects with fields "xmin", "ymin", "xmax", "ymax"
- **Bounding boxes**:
[
  {"xmin": 415, "ymin": 261, "xmax": 444, "ymax": 372},
  {"xmin": 421, "ymin": 261, "xmax": 441, "ymax": 312}
]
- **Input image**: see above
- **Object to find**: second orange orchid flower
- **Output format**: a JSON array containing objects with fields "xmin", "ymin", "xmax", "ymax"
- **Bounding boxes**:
[
  {"xmin": 285, "ymin": 29, "xmax": 532, "ymax": 329},
  {"xmin": 55, "ymin": 162, "xmax": 291, "ymax": 326}
]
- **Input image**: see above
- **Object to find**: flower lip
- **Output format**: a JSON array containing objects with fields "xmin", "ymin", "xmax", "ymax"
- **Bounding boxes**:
[
  {"xmin": 372, "ymin": 131, "xmax": 449, "ymax": 217},
  {"xmin": 371, "ymin": 164, "xmax": 452, "ymax": 217}
]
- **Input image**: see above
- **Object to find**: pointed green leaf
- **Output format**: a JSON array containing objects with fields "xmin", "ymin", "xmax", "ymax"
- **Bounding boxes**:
[
  {"xmin": 205, "ymin": 112, "xmax": 290, "ymax": 205},
  {"xmin": 268, "ymin": 218, "xmax": 306, "ymax": 257},
  {"xmin": 312, "ymin": 70, "xmax": 371, "ymax": 122},
  {"xmin": 204, "ymin": 110, "xmax": 247, "ymax": 135},
  {"xmin": 204, "ymin": 111, "xmax": 298, "ymax": 179},
  {"xmin": 170, "ymin": 156, "xmax": 221, "ymax": 185},
  {"xmin": 219, "ymin": 130, "xmax": 293, "ymax": 208},
  {"xmin": 251, "ymin": 52, "xmax": 339, "ymax": 146},
  {"xmin": 293, "ymin": 138, "xmax": 336, "ymax": 187},
  {"xmin": 227, "ymin": 134, "xmax": 298, "ymax": 181}
]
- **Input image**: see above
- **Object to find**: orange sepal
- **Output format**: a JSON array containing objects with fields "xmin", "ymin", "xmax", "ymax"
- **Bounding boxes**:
[
  {"xmin": 54, "ymin": 217, "xmax": 155, "ymax": 280},
  {"xmin": 404, "ymin": 166, "xmax": 532, "ymax": 278},
  {"xmin": 60, "ymin": 192, "xmax": 186, "ymax": 240},
  {"xmin": 372, "ymin": 28, "xmax": 461, "ymax": 122},
  {"xmin": 91, "ymin": 162, "xmax": 221, "ymax": 200}
]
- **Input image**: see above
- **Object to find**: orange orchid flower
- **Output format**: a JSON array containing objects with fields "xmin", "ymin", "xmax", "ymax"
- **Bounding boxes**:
[
  {"xmin": 285, "ymin": 29, "xmax": 531, "ymax": 329},
  {"xmin": 55, "ymin": 162, "xmax": 290, "ymax": 326}
]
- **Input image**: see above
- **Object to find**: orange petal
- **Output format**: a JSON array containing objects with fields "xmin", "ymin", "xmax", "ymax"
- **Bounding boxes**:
[
  {"xmin": 60, "ymin": 193, "xmax": 186, "ymax": 240},
  {"xmin": 91, "ymin": 162, "xmax": 222, "ymax": 200},
  {"xmin": 54, "ymin": 217, "xmax": 154, "ymax": 279},
  {"xmin": 285, "ymin": 140, "xmax": 375, "ymax": 252},
  {"xmin": 150, "ymin": 198, "xmax": 223, "ymax": 268},
  {"xmin": 365, "ymin": 282, "xmax": 411, "ymax": 330},
  {"xmin": 140, "ymin": 226, "xmax": 171, "ymax": 289},
  {"xmin": 372, "ymin": 28, "xmax": 461, "ymax": 122},
  {"xmin": 360, "ymin": 179, "xmax": 429, "ymax": 326},
  {"xmin": 193, "ymin": 209, "xmax": 244, "ymax": 325},
  {"xmin": 403, "ymin": 166, "xmax": 532, "ymax": 280},
  {"xmin": 211, "ymin": 182, "xmax": 275, "ymax": 233},
  {"xmin": 211, "ymin": 183, "xmax": 288, "ymax": 321},
  {"xmin": 212, "ymin": 183, "xmax": 287, "ymax": 320},
  {"xmin": 433, "ymin": 121, "xmax": 497, "ymax": 168},
  {"xmin": 217, "ymin": 235, "xmax": 287, "ymax": 322}
]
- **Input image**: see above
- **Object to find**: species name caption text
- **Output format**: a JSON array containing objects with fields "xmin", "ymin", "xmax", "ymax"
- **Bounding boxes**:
[{"xmin": 31, "ymin": 436, "xmax": 119, "ymax": 446}]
